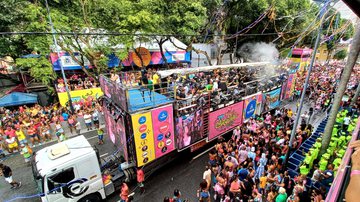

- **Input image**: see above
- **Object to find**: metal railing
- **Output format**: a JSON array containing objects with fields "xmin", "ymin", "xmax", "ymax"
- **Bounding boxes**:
[
  {"xmin": 325, "ymin": 118, "xmax": 360, "ymax": 202},
  {"xmin": 100, "ymin": 72, "xmax": 284, "ymax": 113}
]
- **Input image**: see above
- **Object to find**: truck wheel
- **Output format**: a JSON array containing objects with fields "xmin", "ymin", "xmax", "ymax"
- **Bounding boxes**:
[{"xmin": 78, "ymin": 193, "xmax": 102, "ymax": 202}]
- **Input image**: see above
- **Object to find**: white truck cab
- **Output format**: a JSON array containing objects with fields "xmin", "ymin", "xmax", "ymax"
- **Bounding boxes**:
[{"xmin": 32, "ymin": 135, "xmax": 133, "ymax": 202}]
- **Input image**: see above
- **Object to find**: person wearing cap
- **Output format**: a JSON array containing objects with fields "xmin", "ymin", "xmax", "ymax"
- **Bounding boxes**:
[
  {"xmin": 320, "ymin": 164, "xmax": 334, "ymax": 191},
  {"xmin": 20, "ymin": 144, "xmax": 32, "ymax": 165}
]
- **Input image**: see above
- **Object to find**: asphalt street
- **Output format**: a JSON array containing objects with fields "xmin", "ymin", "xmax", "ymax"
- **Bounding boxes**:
[{"xmin": 0, "ymin": 100, "xmax": 326, "ymax": 202}]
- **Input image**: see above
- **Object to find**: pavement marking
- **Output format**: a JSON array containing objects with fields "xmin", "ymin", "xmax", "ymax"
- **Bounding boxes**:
[
  {"xmin": 100, "ymin": 153, "xmax": 109, "ymax": 158},
  {"xmin": 192, "ymin": 146, "xmax": 215, "ymax": 161}
]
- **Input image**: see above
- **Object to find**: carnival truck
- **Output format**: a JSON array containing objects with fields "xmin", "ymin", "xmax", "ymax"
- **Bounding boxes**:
[{"xmin": 31, "ymin": 135, "xmax": 136, "ymax": 202}]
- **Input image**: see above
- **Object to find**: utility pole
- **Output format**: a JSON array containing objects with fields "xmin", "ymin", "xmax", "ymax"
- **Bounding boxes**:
[
  {"xmin": 44, "ymin": 0, "xmax": 74, "ymax": 113},
  {"xmin": 320, "ymin": 22, "xmax": 360, "ymax": 156},
  {"xmin": 284, "ymin": 1, "xmax": 329, "ymax": 166}
]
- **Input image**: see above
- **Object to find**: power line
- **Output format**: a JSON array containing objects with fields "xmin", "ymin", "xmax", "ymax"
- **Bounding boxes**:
[{"xmin": 0, "ymin": 31, "xmax": 287, "ymax": 37}]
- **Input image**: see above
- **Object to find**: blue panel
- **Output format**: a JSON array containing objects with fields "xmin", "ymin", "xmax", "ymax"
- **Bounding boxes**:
[
  {"xmin": 127, "ymin": 89, "xmax": 173, "ymax": 112},
  {"xmin": 0, "ymin": 92, "xmax": 38, "ymax": 107}
]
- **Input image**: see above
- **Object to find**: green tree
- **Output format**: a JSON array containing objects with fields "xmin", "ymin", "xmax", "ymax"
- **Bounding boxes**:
[
  {"xmin": 322, "ymin": 11, "xmax": 354, "ymax": 62},
  {"xmin": 16, "ymin": 56, "xmax": 56, "ymax": 93},
  {"xmin": 202, "ymin": 0, "xmax": 318, "ymax": 63},
  {"xmin": 333, "ymin": 49, "xmax": 347, "ymax": 60},
  {"xmin": 0, "ymin": 0, "xmax": 30, "ymax": 57},
  {"xmin": 127, "ymin": 0, "xmax": 208, "ymax": 68}
]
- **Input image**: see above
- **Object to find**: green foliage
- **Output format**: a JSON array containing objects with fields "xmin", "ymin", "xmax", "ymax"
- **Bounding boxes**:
[
  {"xmin": 211, "ymin": 0, "xmax": 318, "ymax": 54},
  {"xmin": 333, "ymin": 49, "xmax": 347, "ymax": 60},
  {"xmin": 322, "ymin": 10, "xmax": 354, "ymax": 61},
  {"xmin": 0, "ymin": 0, "xmax": 31, "ymax": 57},
  {"xmin": 16, "ymin": 56, "xmax": 56, "ymax": 92}
]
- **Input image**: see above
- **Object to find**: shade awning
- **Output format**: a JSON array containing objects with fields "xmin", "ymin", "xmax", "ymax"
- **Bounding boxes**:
[{"xmin": 0, "ymin": 92, "xmax": 38, "ymax": 107}]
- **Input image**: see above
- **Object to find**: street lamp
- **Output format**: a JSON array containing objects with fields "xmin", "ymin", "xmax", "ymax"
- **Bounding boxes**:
[{"xmin": 44, "ymin": 0, "xmax": 74, "ymax": 113}]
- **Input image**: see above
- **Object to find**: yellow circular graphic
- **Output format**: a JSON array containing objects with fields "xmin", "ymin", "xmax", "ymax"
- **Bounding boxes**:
[{"xmin": 157, "ymin": 141, "xmax": 165, "ymax": 149}]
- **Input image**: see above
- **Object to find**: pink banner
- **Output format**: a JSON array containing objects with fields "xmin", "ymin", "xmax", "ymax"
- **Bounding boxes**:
[
  {"xmin": 285, "ymin": 74, "xmax": 295, "ymax": 99},
  {"xmin": 208, "ymin": 102, "xmax": 244, "ymax": 140},
  {"xmin": 103, "ymin": 101, "xmax": 128, "ymax": 161},
  {"xmin": 151, "ymin": 105, "xmax": 175, "ymax": 158}
]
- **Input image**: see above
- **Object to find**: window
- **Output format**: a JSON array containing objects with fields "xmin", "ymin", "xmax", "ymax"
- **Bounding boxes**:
[{"xmin": 47, "ymin": 168, "xmax": 75, "ymax": 192}]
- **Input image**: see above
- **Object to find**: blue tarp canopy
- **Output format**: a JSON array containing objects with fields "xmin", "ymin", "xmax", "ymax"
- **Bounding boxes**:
[
  {"xmin": 0, "ymin": 92, "xmax": 38, "ymax": 107},
  {"xmin": 20, "ymin": 54, "xmax": 41, "ymax": 58}
]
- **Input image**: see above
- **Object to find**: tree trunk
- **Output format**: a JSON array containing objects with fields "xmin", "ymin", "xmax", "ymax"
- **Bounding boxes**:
[
  {"xmin": 320, "ymin": 22, "xmax": 360, "ymax": 156},
  {"xmin": 167, "ymin": 37, "xmax": 213, "ymax": 66},
  {"xmin": 216, "ymin": 44, "xmax": 223, "ymax": 65},
  {"xmin": 158, "ymin": 38, "xmax": 169, "ymax": 69},
  {"xmin": 192, "ymin": 47, "xmax": 213, "ymax": 66}
]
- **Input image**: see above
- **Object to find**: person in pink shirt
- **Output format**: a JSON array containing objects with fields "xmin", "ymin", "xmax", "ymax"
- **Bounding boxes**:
[
  {"xmin": 4, "ymin": 127, "xmax": 16, "ymax": 138},
  {"xmin": 265, "ymin": 112, "xmax": 272, "ymax": 127},
  {"xmin": 119, "ymin": 183, "xmax": 129, "ymax": 202},
  {"xmin": 137, "ymin": 168, "xmax": 145, "ymax": 194},
  {"xmin": 238, "ymin": 145, "xmax": 248, "ymax": 165}
]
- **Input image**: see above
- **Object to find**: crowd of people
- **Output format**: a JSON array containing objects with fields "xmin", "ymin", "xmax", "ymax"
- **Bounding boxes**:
[
  {"xmin": 199, "ymin": 106, "xmax": 319, "ymax": 202},
  {"xmin": 186, "ymin": 64, "xmax": 359, "ymax": 202},
  {"xmin": 55, "ymin": 74, "xmax": 99, "ymax": 92},
  {"xmin": 0, "ymin": 97, "xmax": 103, "ymax": 161}
]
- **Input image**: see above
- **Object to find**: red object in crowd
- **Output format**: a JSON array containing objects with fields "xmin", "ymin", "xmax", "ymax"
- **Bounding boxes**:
[{"xmin": 137, "ymin": 169, "xmax": 144, "ymax": 183}]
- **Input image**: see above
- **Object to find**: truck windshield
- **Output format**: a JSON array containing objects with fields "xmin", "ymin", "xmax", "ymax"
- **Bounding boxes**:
[{"xmin": 31, "ymin": 155, "xmax": 44, "ymax": 193}]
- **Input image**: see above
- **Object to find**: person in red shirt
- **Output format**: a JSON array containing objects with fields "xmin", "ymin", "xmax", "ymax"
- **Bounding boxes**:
[
  {"xmin": 137, "ymin": 168, "xmax": 145, "ymax": 194},
  {"xmin": 4, "ymin": 126, "xmax": 16, "ymax": 138},
  {"xmin": 27, "ymin": 126, "xmax": 40, "ymax": 146},
  {"xmin": 120, "ymin": 182, "xmax": 129, "ymax": 202}
]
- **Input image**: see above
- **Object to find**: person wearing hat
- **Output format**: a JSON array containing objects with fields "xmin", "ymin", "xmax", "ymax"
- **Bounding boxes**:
[{"xmin": 20, "ymin": 144, "xmax": 32, "ymax": 165}]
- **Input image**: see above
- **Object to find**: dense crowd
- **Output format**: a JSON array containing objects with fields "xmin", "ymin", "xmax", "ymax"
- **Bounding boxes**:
[
  {"xmin": 0, "ymin": 97, "xmax": 102, "ymax": 161},
  {"xmin": 201, "ymin": 106, "xmax": 317, "ymax": 202},
  {"xmin": 55, "ymin": 74, "xmax": 99, "ymax": 92},
  {"xmin": 187, "ymin": 64, "xmax": 359, "ymax": 202}
]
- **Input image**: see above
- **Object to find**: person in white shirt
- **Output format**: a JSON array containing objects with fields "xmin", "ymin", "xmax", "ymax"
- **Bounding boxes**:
[
  {"xmin": 92, "ymin": 109, "xmax": 100, "ymax": 128},
  {"xmin": 232, "ymin": 126, "xmax": 241, "ymax": 141},
  {"xmin": 84, "ymin": 111, "xmax": 92, "ymax": 131},
  {"xmin": 203, "ymin": 166, "xmax": 212, "ymax": 191},
  {"xmin": 343, "ymin": 115, "xmax": 351, "ymax": 131},
  {"xmin": 74, "ymin": 103, "xmax": 81, "ymax": 112},
  {"xmin": 275, "ymin": 109, "xmax": 281, "ymax": 116},
  {"xmin": 75, "ymin": 121, "xmax": 81, "ymax": 134},
  {"xmin": 213, "ymin": 79, "xmax": 219, "ymax": 91}
]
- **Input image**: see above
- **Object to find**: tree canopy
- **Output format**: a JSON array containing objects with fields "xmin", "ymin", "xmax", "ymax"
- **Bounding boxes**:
[{"xmin": 0, "ymin": 0, "xmax": 355, "ymax": 71}]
